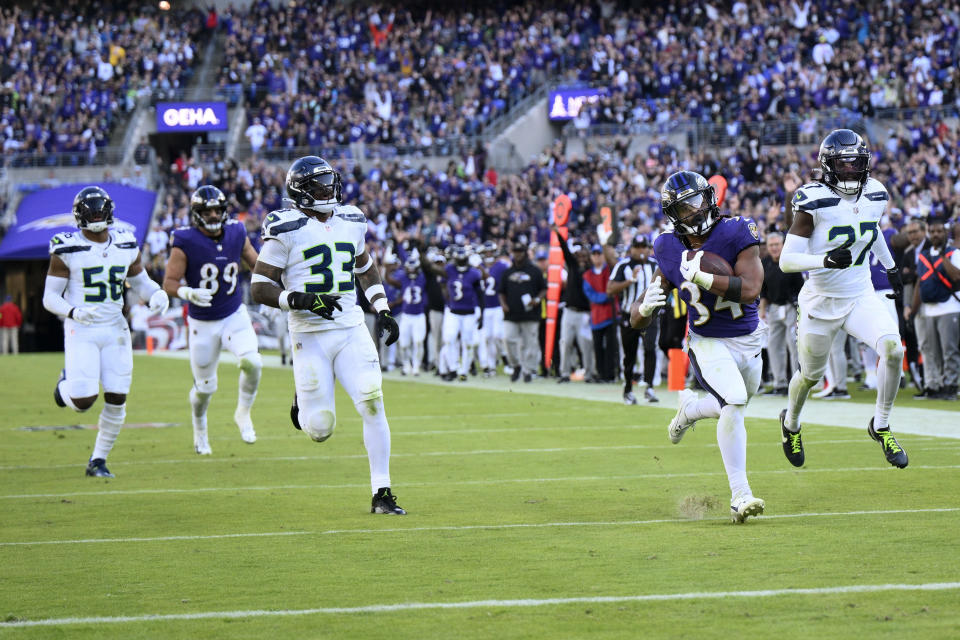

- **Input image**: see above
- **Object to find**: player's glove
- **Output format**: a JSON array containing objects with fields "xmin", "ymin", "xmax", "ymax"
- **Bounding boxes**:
[
  {"xmin": 886, "ymin": 268, "xmax": 904, "ymax": 301},
  {"xmin": 680, "ymin": 250, "xmax": 714, "ymax": 290},
  {"xmin": 636, "ymin": 276, "xmax": 666, "ymax": 318},
  {"xmin": 68, "ymin": 306, "xmax": 100, "ymax": 325},
  {"xmin": 177, "ymin": 286, "xmax": 213, "ymax": 308},
  {"xmin": 148, "ymin": 289, "xmax": 170, "ymax": 315},
  {"xmin": 377, "ymin": 309, "xmax": 399, "ymax": 346},
  {"xmin": 288, "ymin": 292, "xmax": 342, "ymax": 320},
  {"xmin": 823, "ymin": 247, "xmax": 852, "ymax": 269}
]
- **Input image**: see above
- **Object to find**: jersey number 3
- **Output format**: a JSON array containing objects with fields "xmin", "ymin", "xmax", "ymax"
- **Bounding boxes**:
[{"xmin": 303, "ymin": 242, "xmax": 355, "ymax": 294}]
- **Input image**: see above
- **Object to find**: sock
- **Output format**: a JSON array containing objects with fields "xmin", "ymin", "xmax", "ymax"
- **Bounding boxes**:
[
  {"xmin": 58, "ymin": 379, "xmax": 82, "ymax": 412},
  {"xmin": 686, "ymin": 394, "xmax": 721, "ymax": 421},
  {"xmin": 91, "ymin": 402, "xmax": 125, "ymax": 460},
  {"xmin": 716, "ymin": 404, "xmax": 751, "ymax": 499},
  {"xmin": 357, "ymin": 397, "xmax": 391, "ymax": 494},
  {"xmin": 873, "ymin": 336, "xmax": 903, "ymax": 431},
  {"xmin": 785, "ymin": 370, "xmax": 817, "ymax": 432},
  {"xmin": 190, "ymin": 387, "xmax": 212, "ymax": 418},
  {"xmin": 237, "ymin": 354, "xmax": 261, "ymax": 411}
]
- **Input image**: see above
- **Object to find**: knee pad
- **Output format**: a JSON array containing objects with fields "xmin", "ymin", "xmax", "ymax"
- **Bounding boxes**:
[
  {"xmin": 877, "ymin": 335, "xmax": 904, "ymax": 363},
  {"xmin": 194, "ymin": 376, "xmax": 217, "ymax": 394},
  {"xmin": 355, "ymin": 368, "xmax": 383, "ymax": 403},
  {"xmin": 239, "ymin": 351, "xmax": 263, "ymax": 375},
  {"xmin": 798, "ymin": 331, "xmax": 833, "ymax": 379},
  {"xmin": 304, "ymin": 409, "xmax": 336, "ymax": 442}
]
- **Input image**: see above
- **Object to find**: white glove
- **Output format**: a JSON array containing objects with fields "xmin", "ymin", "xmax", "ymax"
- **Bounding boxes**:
[
  {"xmin": 177, "ymin": 286, "xmax": 213, "ymax": 308},
  {"xmin": 637, "ymin": 277, "xmax": 666, "ymax": 318},
  {"xmin": 70, "ymin": 306, "xmax": 100, "ymax": 325},
  {"xmin": 149, "ymin": 289, "xmax": 170, "ymax": 315},
  {"xmin": 468, "ymin": 253, "xmax": 482, "ymax": 268},
  {"xmin": 597, "ymin": 223, "xmax": 612, "ymax": 245},
  {"xmin": 680, "ymin": 250, "xmax": 714, "ymax": 290}
]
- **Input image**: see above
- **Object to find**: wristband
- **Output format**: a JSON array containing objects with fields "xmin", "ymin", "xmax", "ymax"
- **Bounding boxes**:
[
  {"xmin": 373, "ymin": 297, "xmax": 390, "ymax": 313},
  {"xmin": 725, "ymin": 276, "xmax": 742, "ymax": 302},
  {"xmin": 692, "ymin": 271, "xmax": 715, "ymax": 290},
  {"xmin": 365, "ymin": 283, "xmax": 385, "ymax": 301},
  {"xmin": 278, "ymin": 290, "xmax": 293, "ymax": 311}
]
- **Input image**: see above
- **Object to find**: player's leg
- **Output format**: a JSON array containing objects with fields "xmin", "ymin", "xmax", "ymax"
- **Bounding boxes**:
[
  {"xmin": 222, "ymin": 306, "xmax": 261, "ymax": 443},
  {"xmin": 398, "ymin": 313, "xmax": 414, "ymax": 374},
  {"xmin": 558, "ymin": 307, "xmax": 577, "ymax": 378},
  {"xmin": 91, "ymin": 322, "xmax": 134, "ymax": 477},
  {"xmin": 458, "ymin": 313, "xmax": 479, "ymax": 378},
  {"xmin": 843, "ymin": 294, "xmax": 908, "ymax": 467},
  {"xmin": 187, "ymin": 317, "xmax": 222, "ymax": 455},
  {"xmin": 292, "ymin": 331, "xmax": 337, "ymax": 443},
  {"xmin": 59, "ymin": 325, "xmax": 101, "ymax": 412},
  {"xmin": 785, "ymin": 313, "xmax": 838, "ymax": 429},
  {"xmin": 440, "ymin": 310, "xmax": 459, "ymax": 379},
  {"xmin": 641, "ymin": 322, "xmax": 659, "ymax": 401},
  {"xmin": 334, "ymin": 324, "xmax": 405, "ymax": 514},
  {"xmin": 411, "ymin": 313, "xmax": 427, "ymax": 375},
  {"xmin": 620, "ymin": 324, "xmax": 641, "ymax": 402},
  {"xmin": 815, "ymin": 330, "xmax": 848, "ymax": 397},
  {"xmin": 784, "ymin": 304, "xmax": 799, "ymax": 386}
]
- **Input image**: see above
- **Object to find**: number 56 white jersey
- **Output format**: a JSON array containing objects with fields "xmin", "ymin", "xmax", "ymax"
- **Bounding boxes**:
[
  {"xmin": 791, "ymin": 177, "xmax": 889, "ymax": 298},
  {"xmin": 259, "ymin": 205, "xmax": 367, "ymax": 333}
]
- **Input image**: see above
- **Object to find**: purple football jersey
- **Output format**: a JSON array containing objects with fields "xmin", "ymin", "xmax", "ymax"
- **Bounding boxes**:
[
  {"xmin": 171, "ymin": 220, "xmax": 246, "ymax": 320},
  {"xmin": 397, "ymin": 271, "xmax": 427, "ymax": 315},
  {"xmin": 483, "ymin": 260, "xmax": 509, "ymax": 308},
  {"xmin": 655, "ymin": 216, "xmax": 760, "ymax": 338},
  {"xmin": 870, "ymin": 227, "xmax": 896, "ymax": 290},
  {"xmin": 445, "ymin": 264, "xmax": 483, "ymax": 312}
]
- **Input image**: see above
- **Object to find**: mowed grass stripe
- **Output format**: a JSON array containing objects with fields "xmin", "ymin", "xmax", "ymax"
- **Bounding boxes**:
[
  {"xmin": 3, "ymin": 581, "xmax": 959, "ymax": 628},
  {"xmin": 2, "ymin": 507, "xmax": 957, "ymax": 547}
]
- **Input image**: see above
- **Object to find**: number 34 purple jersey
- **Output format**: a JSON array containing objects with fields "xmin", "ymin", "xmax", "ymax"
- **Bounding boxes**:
[
  {"xmin": 170, "ymin": 220, "xmax": 246, "ymax": 320},
  {"xmin": 654, "ymin": 216, "xmax": 760, "ymax": 338}
]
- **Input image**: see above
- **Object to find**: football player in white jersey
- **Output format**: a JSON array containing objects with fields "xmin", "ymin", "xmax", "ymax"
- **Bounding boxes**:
[
  {"xmin": 779, "ymin": 129, "xmax": 908, "ymax": 469},
  {"xmin": 43, "ymin": 186, "xmax": 170, "ymax": 477},
  {"xmin": 250, "ymin": 156, "xmax": 405, "ymax": 515}
]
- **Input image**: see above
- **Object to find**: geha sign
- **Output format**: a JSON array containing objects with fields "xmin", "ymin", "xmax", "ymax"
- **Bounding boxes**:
[{"xmin": 156, "ymin": 102, "xmax": 229, "ymax": 132}]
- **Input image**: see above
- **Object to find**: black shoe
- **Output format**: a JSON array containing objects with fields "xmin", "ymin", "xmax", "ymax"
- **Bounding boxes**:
[
  {"xmin": 774, "ymin": 387, "xmax": 788, "ymax": 396},
  {"xmin": 510, "ymin": 368, "xmax": 521, "ymax": 382},
  {"xmin": 523, "ymin": 372, "xmax": 532, "ymax": 383},
  {"xmin": 371, "ymin": 487, "xmax": 406, "ymax": 514},
  {"xmin": 557, "ymin": 375, "xmax": 570, "ymax": 384},
  {"xmin": 868, "ymin": 418, "xmax": 908, "ymax": 468},
  {"xmin": 780, "ymin": 409, "xmax": 805, "ymax": 467},
  {"xmin": 290, "ymin": 393, "xmax": 302, "ymax": 431},
  {"xmin": 644, "ymin": 387, "xmax": 659, "ymax": 403},
  {"xmin": 281, "ymin": 354, "xmax": 287, "ymax": 366},
  {"xmin": 85, "ymin": 458, "xmax": 114, "ymax": 478},
  {"xmin": 622, "ymin": 391, "xmax": 637, "ymax": 405},
  {"xmin": 442, "ymin": 372, "xmax": 457, "ymax": 382},
  {"xmin": 53, "ymin": 368, "xmax": 66, "ymax": 408},
  {"xmin": 470, "ymin": 362, "xmax": 477, "ymax": 376},
  {"xmin": 826, "ymin": 388, "xmax": 850, "ymax": 399},
  {"xmin": 913, "ymin": 387, "xmax": 936, "ymax": 400},
  {"xmin": 458, "ymin": 374, "xmax": 467, "ymax": 382}
]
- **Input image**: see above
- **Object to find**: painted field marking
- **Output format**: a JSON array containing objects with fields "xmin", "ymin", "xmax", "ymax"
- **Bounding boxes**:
[{"xmin": 2, "ymin": 581, "xmax": 959, "ymax": 627}]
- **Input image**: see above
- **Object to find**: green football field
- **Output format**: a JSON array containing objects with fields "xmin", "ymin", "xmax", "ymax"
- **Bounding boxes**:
[{"xmin": 2, "ymin": 353, "xmax": 959, "ymax": 639}]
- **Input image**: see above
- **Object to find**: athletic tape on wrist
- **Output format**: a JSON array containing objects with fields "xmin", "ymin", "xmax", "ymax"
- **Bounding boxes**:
[
  {"xmin": 365, "ymin": 283, "xmax": 385, "ymax": 302},
  {"xmin": 278, "ymin": 290, "xmax": 293, "ymax": 312},
  {"xmin": 373, "ymin": 297, "xmax": 390, "ymax": 313}
]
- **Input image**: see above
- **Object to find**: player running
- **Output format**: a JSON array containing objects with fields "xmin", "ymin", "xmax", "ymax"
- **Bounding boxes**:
[
  {"xmin": 43, "ymin": 186, "xmax": 169, "ymax": 477},
  {"xmin": 250, "ymin": 155, "xmax": 405, "ymax": 515},
  {"xmin": 163, "ymin": 185, "xmax": 262, "ymax": 455},
  {"xmin": 778, "ymin": 129, "xmax": 907, "ymax": 468},
  {"xmin": 631, "ymin": 171, "xmax": 766, "ymax": 523}
]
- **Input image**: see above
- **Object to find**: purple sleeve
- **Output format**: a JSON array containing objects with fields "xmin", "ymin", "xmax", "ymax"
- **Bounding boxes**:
[{"xmin": 730, "ymin": 217, "xmax": 761, "ymax": 255}]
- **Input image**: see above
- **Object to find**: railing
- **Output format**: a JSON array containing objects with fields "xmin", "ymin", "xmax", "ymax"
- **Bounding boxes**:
[
  {"xmin": 232, "ymin": 134, "xmax": 489, "ymax": 165},
  {"xmin": 149, "ymin": 85, "xmax": 244, "ymax": 107},
  {"xmin": 0, "ymin": 146, "xmax": 128, "ymax": 169}
]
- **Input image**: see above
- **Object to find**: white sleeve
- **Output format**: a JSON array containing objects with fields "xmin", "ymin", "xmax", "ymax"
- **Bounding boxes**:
[
  {"xmin": 257, "ymin": 237, "xmax": 289, "ymax": 268},
  {"xmin": 127, "ymin": 270, "xmax": 161, "ymax": 301},
  {"xmin": 871, "ymin": 233, "xmax": 896, "ymax": 270},
  {"xmin": 43, "ymin": 275, "xmax": 74, "ymax": 318},
  {"xmin": 779, "ymin": 233, "xmax": 827, "ymax": 273}
]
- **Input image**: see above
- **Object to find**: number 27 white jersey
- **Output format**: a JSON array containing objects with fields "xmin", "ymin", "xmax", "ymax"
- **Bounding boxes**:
[
  {"xmin": 260, "ymin": 205, "xmax": 367, "ymax": 333},
  {"xmin": 792, "ymin": 177, "xmax": 889, "ymax": 298}
]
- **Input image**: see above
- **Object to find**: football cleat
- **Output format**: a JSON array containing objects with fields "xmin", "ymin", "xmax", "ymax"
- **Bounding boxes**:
[
  {"xmin": 813, "ymin": 386, "xmax": 850, "ymax": 400},
  {"xmin": 523, "ymin": 372, "xmax": 532, "ymax": 383},
  {"xmin": 868, "ymin": 418, "xmax": 908, "ymax": 468},
  {"xmin": 730, "ymin": 495, "xmax": 764, "ymax": 523},
  {"xmin": 623, "ymin": 391, "xmax": 638, "ymax": 405},
  {"xmin": 290, "ymin": 393, "xmax": 302, "ymax": 431},
  {"xmin": 371, "ymin": 487, "xmax": 406, "ymax": 515},
  {"xmin": 780, "ymin": 409, "xmax": 805, "ymax": 467},
  {"xmin": 510, "ymin": 368, "xmax": 521, "ymax": 382},
  {"xmin": 668, "ymin": 389, "xmax": 698, "ymax": 444},
  {"xmin": 53, "ymin": 368, "xmax": 67, "ymax": 408},
  {"xmin": 644, "ymin": 387, "xmax": 659, "ymax": 403},
  {"xmin": 85, "ymin": 458, "xmax": 114, "ymax": 478},
  {"xmin": 458, "ymin": 374, "xmax": 468, "ymax": 382},
  {"xmin": 234, "ymin": 408, "xmax": 257, "ymax": 444}
]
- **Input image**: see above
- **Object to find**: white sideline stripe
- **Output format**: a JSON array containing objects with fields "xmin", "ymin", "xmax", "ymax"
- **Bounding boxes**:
[
  {"xmin": 4, "ymin": 465, "xmax": 960, "ymax": 500},
  {"xmin": 3, "ymin": 582, "xmax": 960, "ymax": 627},
  {"xmin": 1, "ymin": 507, "xmax": 957, "ymax": 548},
  {"xmin": 0, "ymin": 439, "xmax": 889, "ymax": 472}
]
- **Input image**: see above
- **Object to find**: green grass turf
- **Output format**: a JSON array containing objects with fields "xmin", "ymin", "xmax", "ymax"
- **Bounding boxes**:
[{"xmin": 1, "ymin": 353, "xmax": 959, "ymax": 639}]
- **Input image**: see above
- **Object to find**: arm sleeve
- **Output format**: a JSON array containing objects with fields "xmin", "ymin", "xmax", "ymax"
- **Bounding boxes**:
[
  {"xmin": 582, "ymin": 279, "xmax": 608, "ymax": 304},
  {"xmin": 127, "ymin": 270, "xmax": 162, "ymax": 301},
  {"xmin": 257, "ymin": 237, "xmax": 289, "ymax": 269},
  {"xmin": 779, "ymin": 233, "xmax": 827, "ymax": 273},
  {"xmin": 871, "ymin": 232, "xmax": 896, "ymax": 270},
  {"xmin": 43, "ymin": 275, "xmax": 74, "ymax": 318}
]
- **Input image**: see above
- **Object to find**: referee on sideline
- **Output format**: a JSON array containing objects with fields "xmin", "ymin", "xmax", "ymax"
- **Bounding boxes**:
[{"xmin": 608, "ymin": 235, "xmax": 659, "ymax": 404}]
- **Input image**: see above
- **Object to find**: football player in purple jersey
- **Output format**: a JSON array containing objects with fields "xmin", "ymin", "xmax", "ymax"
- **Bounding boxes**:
[
  {"xmin": 163, "ymin": 185, "xmax": 262, "ymax": 455},
  {"xmin": 479, "ymin": 241, "xmax": 508, "ymax": 377},
  {"xmin": 630, "ymin": 170, "xmax": 766, "ymax": 523},
  {"xmin": 392, "ymin": 256, "xmax": 428, "ymax": 375},
  {"xmin": 424, "ymin": 245, "xmax": 484, "ymax": 381}
]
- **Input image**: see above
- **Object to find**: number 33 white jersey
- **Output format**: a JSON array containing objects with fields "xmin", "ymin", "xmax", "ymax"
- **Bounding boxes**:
[
  {"xmin": 259, "ymin": 205, "xmax": 367, "ymax": 333},
  {"xmin": 791, "ymin": 177, "xmax": 889, "ymax": 298}
]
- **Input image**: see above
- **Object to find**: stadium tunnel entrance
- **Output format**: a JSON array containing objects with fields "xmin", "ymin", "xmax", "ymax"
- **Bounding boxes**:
[{"xmin": 149, "ymin": 132, "xmax": 208, "ymax": 166}]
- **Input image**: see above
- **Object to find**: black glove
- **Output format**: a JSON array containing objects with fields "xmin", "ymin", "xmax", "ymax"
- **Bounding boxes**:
[
  {"xmin": 288, "ymin": 291, "xmax": 342, "ymax": 320},
  {"xmin": 477, "ymin": 312, "xmax": 484, "ymax": 331},
  {"xmin": 377, "ymin": 309, "xmax": 399, "ymax": 346},
  {"xmin": 823, "ymin": 247, "xmax": 852, "ymax": 269},
  {"xmin": 886, "ymin": 268, "xmax": 903, "ymax": 301}
]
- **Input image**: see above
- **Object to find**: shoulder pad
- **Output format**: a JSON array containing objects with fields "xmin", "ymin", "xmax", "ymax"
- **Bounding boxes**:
[
  {"xmin": 262, "ymin": 209, "xmax": 307, "ymax": 240},
  {"xmin": 111, "ymin": 229, "xmax": 139, "ymax": 249},
  {"xmin": 49, "ymin": 232, "xmax": 90, "ymax": 255},
  {"xmin": 334, "ymin": 204, "xmax": 367, "ymax": 224},
  {"xmin": 862, "ymin": 178, "xmax": 889, "ymax": 202},
  {"xmin": 791, "ymin": 185, "xmax": 840, "ymax": 211}
]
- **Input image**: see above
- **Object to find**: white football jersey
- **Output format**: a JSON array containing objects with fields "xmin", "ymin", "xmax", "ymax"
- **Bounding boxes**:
[
  {"xmin": 260, "ymin": 204, "xmax": 367, "ymax": 333},
  {"xmin": 792, "ymin": 177, "xmax": 889, "ymax": 298},
  {"xmin": 48, "ymin": 229, "xmax": 140, "ymax": 323}
]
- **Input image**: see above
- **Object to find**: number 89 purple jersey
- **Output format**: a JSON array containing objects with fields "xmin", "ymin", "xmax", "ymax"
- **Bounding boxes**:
[{"xmin": 170, "ymin": 220, "xmax": 246, "ymax": 320}]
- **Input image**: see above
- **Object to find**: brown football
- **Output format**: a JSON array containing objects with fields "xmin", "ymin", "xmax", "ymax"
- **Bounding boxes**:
[{"xmin": 689, "ymin": 250, "xmax": 734, "ymax": 276}]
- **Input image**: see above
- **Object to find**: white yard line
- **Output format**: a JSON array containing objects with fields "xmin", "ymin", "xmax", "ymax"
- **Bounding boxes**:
[
  {"xmin": 1, "ymin": 507, "xmax": 957, "ymax": 548},
  {"xmin": 3, "ymin": 580, "xmax": 959, "ymax": 627},
  {"xmin": 3, "ymin": 465, "xmax": 959, "ymax": 500}
]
